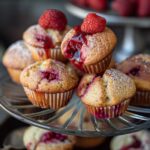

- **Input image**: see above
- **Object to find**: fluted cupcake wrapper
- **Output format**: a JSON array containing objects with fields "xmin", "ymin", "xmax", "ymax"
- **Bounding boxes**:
[
  {"xmin": 7, "ymin": 68, "xmax": 22, "ymax": 84},
  {"xmin": 83, "ymin": 53, "xmax": 112, "ymax": 74},
  {"xmin": 51, "ymin": 47, "xmax": 67, "ymax": 62},
  {"xmin": 26, "ymin": 43, "xmax": 67, "ymax": 62},
  {"xmin": 24, "ymin": 87, "xmax": 74, "ymax": 110},
  {"xmin": 131, "ymin": 90, "xmax": 150, "ymax": 107},
  {"xmin": 25, "ymin": 43, "xmax": 47, "ymax": 61},
  {"xmin": 85, "ymin": 100, "xmax": 130, "ymax": 119}
]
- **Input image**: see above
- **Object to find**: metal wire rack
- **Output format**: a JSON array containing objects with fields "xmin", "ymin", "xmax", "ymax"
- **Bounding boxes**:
[{"xmin": 0, "ymin": 74, "xmax": 150, "ymax": 137}]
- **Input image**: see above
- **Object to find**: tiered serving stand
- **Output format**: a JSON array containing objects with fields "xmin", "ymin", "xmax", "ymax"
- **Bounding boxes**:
[
  {"xmin": 66, "ymin": 2, "xmax": 150, "ymax": 61},
  {"xmin": 0, "ymin": 3, "xmax": 150, "ymax": 138}
]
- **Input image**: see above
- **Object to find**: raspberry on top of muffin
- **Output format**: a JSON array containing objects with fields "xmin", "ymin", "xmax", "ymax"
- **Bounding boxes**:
[
  {"xmin": 61, "ymin": 13, "xmax": 117, "ymax": 74},
  {"xmin": 23, "ymin": 9, "xmax": 70, "ymax": 61}
]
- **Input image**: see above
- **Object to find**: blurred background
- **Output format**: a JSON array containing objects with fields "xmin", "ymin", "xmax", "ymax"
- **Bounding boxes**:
[
  {"xmin": 0, "ymin": 0, "xmax": 150, "ymax": 149},
  {"xmin": 0, "ymin": 0, "xmax": 149, "ymax": 60}
]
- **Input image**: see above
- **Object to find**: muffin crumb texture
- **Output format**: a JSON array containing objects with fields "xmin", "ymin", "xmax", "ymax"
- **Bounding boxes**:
[
  {"xmin": 20, "ymin": 59, "xmax": 79, "ymax": 93},
  {"xmin": 3, "ymin": 40, "xmax": 34, "ymax": 69},
  {"xmin": 78, "ymin": 69, "xmax": 136, "ymax": 107}
]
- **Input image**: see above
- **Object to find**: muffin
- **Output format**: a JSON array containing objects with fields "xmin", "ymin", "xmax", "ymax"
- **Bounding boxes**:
[
  {"xmin": 20, "ymin": 59, "xmax": 79, "ymax": 109},
  {"xmin": 61, "ymin": 13, "xmax": 117, "ymax": 74},
  {"xmin": 77, "ymin": 69, "xmax": 136, "ymax": 118},
  {"xmin": 58, "ymin": 108, "xmax": 105, "ymax": 148},
  {"xmin": 110, "ymin": 130, "xmax": 150, "ymax": 150},
  {"xmin": 23, "ymin": 9, "xmax": 70, "ymax": 62},
  {"xmin": 2, "ymin": 40, "xmax": 34, "ymax": 83},
  {"xmin": 66, "ymin": 59, "xmax": 116, "ymax": 77},
  {"xmin": 23, "ymin": 126, "xmax": 76, "ymax": 150},
  {"xmin": 117, "ymin": 54, "xmax": 150, "ymax": 106}
]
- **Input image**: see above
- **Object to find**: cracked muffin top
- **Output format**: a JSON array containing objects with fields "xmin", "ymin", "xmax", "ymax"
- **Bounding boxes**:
[
  {"xmin": 77, "ymin": 69, "xmax": 136, "ymax": 106},
  {"xmin": 61, "ymin": 27, "xmax": 117, "ymax": 66},
  {"xmin": 117, "ymin": 54, "xmax": 150, "ymax": 91},
  {"xmin": 20, "ymin": 59, "xmax": 79, "ymax": 93},
  {"xmin": 2, "ymin": 40, "xmax": 34, "ymax": 70}
]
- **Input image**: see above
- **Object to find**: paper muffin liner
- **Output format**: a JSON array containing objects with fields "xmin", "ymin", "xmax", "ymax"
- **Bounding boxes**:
[
  {"xmin": 131, "ymin": 90, "xmax": 150, "ymax": 106},
  {"xmin": 51, "ymin": 47, "xmax": 67, "ymax": 62},
  {"xmin": 7, "ymin": 68, "xmax": 22, "ymax": 84},
  {"xmin": 24, "ymin": 87, "xmax": 74, "ymax": 110},
  {"xmin": 84, "ymin": 100, "xmax": 130, "ymax": 119},
  {"xmin": 83, "ymin": 53, "xmax": 112, "ymax": 74}
]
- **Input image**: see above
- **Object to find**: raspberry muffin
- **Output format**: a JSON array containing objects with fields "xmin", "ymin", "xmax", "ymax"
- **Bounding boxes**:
[
  {"xmin": 23, "ymin": 9, "xmax": 70, "ymax": 62},
  {"xmin": 117, "ymin": 54, "xmax": 150, "ymax": 106},
  {"xmin": 20, "ymin": 59, "xmax": 79, "ymax": 109},
  {"xmin": 2, "ymin": 40, "xmax": 34, "ymax": 83},
  {"xmin": 58, "ymin": 108, "xmax": 105, "ymax": 148},
  {"xmin": 23, "ymin": 126, "xmax": 76, "ymax": 150},
  {"xmin": 61, "ymin": 13, "xmax": 117, "ymax": 74},
  {"xmin": 111, "ymin": 130, "xmax": 150, "ymax": 150},
  {"xmin": 77, "ymin": 69, "xmax": 136, "ymax": 118}
]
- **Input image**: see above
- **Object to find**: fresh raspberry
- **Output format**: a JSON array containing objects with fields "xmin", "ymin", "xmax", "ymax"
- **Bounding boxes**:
[
  {"xmin": 81, "ymin": 13, "xmax": 106, "ymax": 34},
  {"xmin": 137, "ymin": 0, "xmax": 150, "ymax": 17},
  {"xmin": 38, "ymin": 9, "xmax": 67, "ymax": 31},
  {"xmin": 87, "ymin": 0, "xmax": 108, "ymax": 11},
  {"xmin": 73, "ymin": 0, "xmax": 88, "ymax": 7},
  {"xmin": 112, "ymin": 0, "xmax": 137, "ymax": 16}
]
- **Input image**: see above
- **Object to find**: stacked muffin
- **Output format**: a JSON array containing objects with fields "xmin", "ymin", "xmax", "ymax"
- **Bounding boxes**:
[
  {"xmin": 111, "ymin": 130, "xmax": 150, "ymax": 150},
  {"xmin": 2, "ymin": 40, "xmax": 34, "ymax": 83},
  {"xmin": 2, "ymin": 9, "xmax": 79, "ymax": 110},
  {"xmin": 117, "ymin": 54, "xmax": 150, "ymax": 107},
  {"xmin": 23, "ymin": 126, "xmax": 76, "ymax": 150},
  {"xmin": 2, "ymin": 9, "xmax": 137, "ymax": 118},
  {"xmin": 61, "ymin": 12, "xmax": 136, "ymax": 118}
]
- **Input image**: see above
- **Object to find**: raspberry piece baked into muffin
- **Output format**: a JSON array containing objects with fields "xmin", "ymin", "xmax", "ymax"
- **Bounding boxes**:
[
  {"xmin": 77, "ymin": 69, "xmax": 136, "ymax": 118},
  {"xmin": 110, "ymin": 130, "xmax": 150, "ymax": 150},
  {"xmin": 2, "ymin": 40, "xmax": 34, "ymax": 83},
  {"xmin": 23, "ymin": 126, "xmax": 76, "ymax": 150},
  {"xmin": 117, "ymin": 54, "xmax": 150, "ymax": 106},
  {"xmin": 20, "ymin": 59, "xmax": 79, "ymax": 109},
  {"xmin": 23, "ymin": 9, "xmax": 70, "ymax": 62},
  {"xmin": 61, "ymin": 13, "xmax": 117, "ymax": 74}
]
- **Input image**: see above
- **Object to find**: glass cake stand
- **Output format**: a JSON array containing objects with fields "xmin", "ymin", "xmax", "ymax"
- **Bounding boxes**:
[
  {"xmin": 66, "ymin": 3, "xmax": 150, "ymax": 61},
  {"xmin": 0, "ymin": 71, "xmax": 150, "ymax": 137}
]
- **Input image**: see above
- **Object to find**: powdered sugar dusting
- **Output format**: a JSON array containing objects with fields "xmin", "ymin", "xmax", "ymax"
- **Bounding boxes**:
[
  {"xmin": 8, "ymin": 40, "xmax": 32, "ymax": 59},
  {"xmin": 105, "ymin": 69, "xmax": 133, "ymax": 85}
]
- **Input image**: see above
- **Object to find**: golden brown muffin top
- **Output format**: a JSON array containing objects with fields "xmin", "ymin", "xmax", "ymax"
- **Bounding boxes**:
[
  {"xmin": 117, "ymin": 54, "xmax": 150, "ymax": 90},
  {"xmin": 61, "ymin": 27, "xmax": 117, "ymax": 65},
  {"xmin": 2, "ymin": 41, "xmax": 34, "ymax": 70},
  {"xmin": 23, "ymin": 24, "xmax": 70, "ymax": 48},
  {"xmin": 20, "ymin": 59, "xmax": 79, "ymax": 93},
  {"xmin": 77, "ymin": 69, "xmax": 136, "ymax": 107}
]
